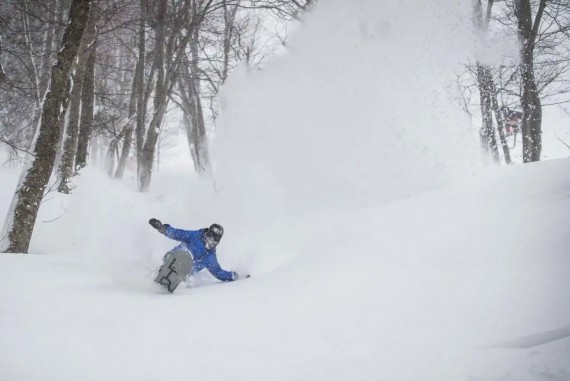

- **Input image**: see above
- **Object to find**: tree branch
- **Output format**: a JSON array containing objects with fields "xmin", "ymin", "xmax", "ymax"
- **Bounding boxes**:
[{"xmin": 0, "ymin": 136, "xmax": 35, "ymax": 156}]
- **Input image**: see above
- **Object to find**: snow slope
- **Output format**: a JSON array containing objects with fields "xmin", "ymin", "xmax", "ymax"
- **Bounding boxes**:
[
  {"xmin": 1, "ymin": 158, "xmax": 570, "ymax": 381},
  {"xmin": 1, "ymin": 0, "xmax": 570, "ymax": 379}
]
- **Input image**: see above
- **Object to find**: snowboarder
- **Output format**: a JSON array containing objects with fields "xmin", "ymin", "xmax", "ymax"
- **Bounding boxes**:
[{"xmin": 149, "ymin": 218, "xmax": 249, "ymax": 288}]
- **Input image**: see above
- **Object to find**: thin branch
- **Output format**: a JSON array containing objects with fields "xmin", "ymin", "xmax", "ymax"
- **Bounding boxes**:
[
  {"xmin": 556, "ymin": 136, "xmax": 570, "ymax": 151},
  {"xmin": 110, "ymin": 21, "xmax": 136, "ymax": 58},
  {"xmin": 0, "ymin": 136, "xmax": 35, "ymax": 156}
]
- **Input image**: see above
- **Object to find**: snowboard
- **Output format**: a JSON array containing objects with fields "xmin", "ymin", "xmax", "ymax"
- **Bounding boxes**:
[{"xmin": 154, "ymin": 250, "xmax": 194, "ymax": 293}]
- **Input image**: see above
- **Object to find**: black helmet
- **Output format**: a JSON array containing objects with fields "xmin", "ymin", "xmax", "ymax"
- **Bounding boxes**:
[{"xmin": 204, "ymin": 223, "xmax": 224, "ymax": 249}]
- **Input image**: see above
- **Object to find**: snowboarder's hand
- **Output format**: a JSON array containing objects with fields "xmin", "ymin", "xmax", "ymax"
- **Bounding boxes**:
[
  {"xmin": 149, "ymin": 218, "xmax": 166, "ymax": 233},
  {"xmin": 233, "ymin": 272, "xmax": 250, "ymax": 281}
]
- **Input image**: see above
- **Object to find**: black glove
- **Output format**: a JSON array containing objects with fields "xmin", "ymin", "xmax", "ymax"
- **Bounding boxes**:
[
  {"xmin": 233, "ymin": 272, "xmax": 251, "ymax": 281},
  {"xmin": 149, "ymin": 218, "xmax": 166, "ymax": 233}
]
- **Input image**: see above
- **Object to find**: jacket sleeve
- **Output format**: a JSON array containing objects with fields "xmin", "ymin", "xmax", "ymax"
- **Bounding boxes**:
[
  {"xmin": 163, "ymin": 225, "xmax": 196, "ymax": 242},
  {"xmin": 205, "ymin": 254, "xmax": 235, "ymax": 282}
]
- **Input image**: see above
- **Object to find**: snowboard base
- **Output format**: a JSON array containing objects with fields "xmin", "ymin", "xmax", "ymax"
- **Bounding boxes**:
[{"xmin": 154, "ymin": 250, "xmax": 193, "ymax": 293}]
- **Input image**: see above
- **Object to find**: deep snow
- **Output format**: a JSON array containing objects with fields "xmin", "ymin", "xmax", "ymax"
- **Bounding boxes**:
[
  {"xmin": 2, "ymin": 0, "xmax": 570, "ymax": 379},
  {"xmin": 1, "ymin": 158, "xmax": 570, "ymax": 381}
]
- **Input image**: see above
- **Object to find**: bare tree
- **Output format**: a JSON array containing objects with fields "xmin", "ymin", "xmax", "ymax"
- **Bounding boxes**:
[
  {"xmin": 0, "ymin": 0, "xmax": 69, "ymax": 160},
  {"xmin": 57, "ymin": 13, "xmax": 97, "ymax": 193},
  {"xmin": 138, "ymin": 0, "xmax": 217, "ymax": 191},
  {"xmin": 514, "ymin": 0, "xmax": 547, "ymax": 162},
  {"xmin": 0, "ymin": 0, "xmax": 319, "ymax": 200},
  {"xmin": 177, "ymin": 48, "xmax": 212, "ymax": 174},
  {"xmin": 467, "ymin": 0, "xmax": 570, "ymax": 163},
  {"xmin": 476, "ymin": 63, "xmax": 501, "ymax": 163},
  {"xmin": 174, "ymin": 1, "xmax": 293, "ymax": 174},
  {"xmin": 78, "ymin": 0, "xmax": 141, "ymax": 177},
  {"xmin": 38, "ymin": 0, "xmax": 60, "ymax": 97},
  {"xmin": 75, "ymin": 31, "xmax": 97, "ymax": 170},
  {"xmin": 473, "ymin": 0, "xmax": 514, "ymax": 164},
  {"xmin": 115, "ymin": 0, "xmax": 145, "ymax": 179},
  {"xmin": 1, "ymin": 0, "xmax": 92, "ymax": 253}
]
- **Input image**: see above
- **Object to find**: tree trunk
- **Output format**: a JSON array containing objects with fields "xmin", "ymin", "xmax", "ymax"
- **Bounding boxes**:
[
  {"xmin": 39, "ymin": 0, "xmax": 59, "ymax": 97},
  {"xmin": 57, "ymin": 65, "xmax": 85, "ymax": 193},
  {"xmin": 57, "ymin": 16, "xmax": 95, "ymax": 193},
  {"xmin": 472, "ymin": 1, "xmax": 503, "ymax": 164},
  {"xmin": 105, "ymin": 138, "xmax": 119, "ymax": 177},
  {"xmin": 514, "ymin": 0, "xmax": 545, "ymax": 163},
  {"xmin": 177, "ymin": 28, "xmax": 211, "ymax": 175},
  {"xmin": 75, "ymin": 35, "xmax": 96, "ymax": 170},
  {"xmin": 21, "ymin": 0, "xmax": 42, "ymax": 109},
  {"xmin": 54, "ymin": 0, "xmax": 71, "ymax": 48},
  {"xmin": 135, "ymin": 19, "xmax": 147, "ymax": 180},
  {"xmin": 114, "ymin": 115, "xmax": 135, "ymax": 179},
  {"xmin": 222, "ymin": 1, "xmax": 239, "ymax": 83},
  {"xmin": 489, "ymin": 91, "xmax": 512, "ymax": 164},
  {"xmin": 113, "ymin": 116, "xmax": 136, "ymax": 178},
  {"xmin": 189, "ymin": 30, "xmax": 211, "ymax": 174},
  {"xmin": 116, "ymin": 12, "xmax": 145, "ymax": 179},
  {"xmin": 139, "ymin": 100, "xmax": 167, "ymax": 192},
  {"xmin": 0, "ymin": 35, "xmax": 6, "ymax": 82},
  {"xmin": 138, "ymin": 0, "xmax": 202, "ymax": 191},
  {"xmin": 138, "ymin": 0, "xmax": 167, "ymax": 191},
  {"xmin": 520, "ymin": 53, "xmax": 542, "ymax": 162},
  {"xmin": 476, "ymin": 64, "xmax": 500, "ymax": 163},
  {"xmin": 179, "ymin": 86, "xmax": 210, "ymax": 174},
  {"xmin": 1, "ymin": 0, "xmax": 91, "ymax": 254},
  {"xmin": 21, "ymin": 0, "xmax": 43, "ymax": 141},
  {"xmin": 182, "ymin": 112, "xmax": 200, "ymax": 171}
]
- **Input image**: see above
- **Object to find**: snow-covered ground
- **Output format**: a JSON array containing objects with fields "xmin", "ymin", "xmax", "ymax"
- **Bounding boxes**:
[
  {"xmin": 1, "ymin": 0, "xmax": 570, "ymax": 379},
  {"xmin": 1, "ymin": 157, "xmax": 570, "ymax": 381}
]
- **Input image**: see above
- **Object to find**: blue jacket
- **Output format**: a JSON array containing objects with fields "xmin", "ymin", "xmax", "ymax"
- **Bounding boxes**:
[{"xmin": 163, "ymin": 225, "xmax": 235, "ymax": 282}]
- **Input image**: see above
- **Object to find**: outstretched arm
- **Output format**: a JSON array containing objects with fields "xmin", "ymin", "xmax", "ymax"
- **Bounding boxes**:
[
  {"xmin": 205, "ymin": 255, "xmax": 250, "ymax": 282},
  {"xmin": 149, "ymin": 218, "xmax": 196, "ymax": 242},
  {"xmin": 205, "ymin": 255, "xmax": 236, "ymax": 282},
  {"xmin": 163, "ymin": 225, "xmax": 199, "ymax": 241}
]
